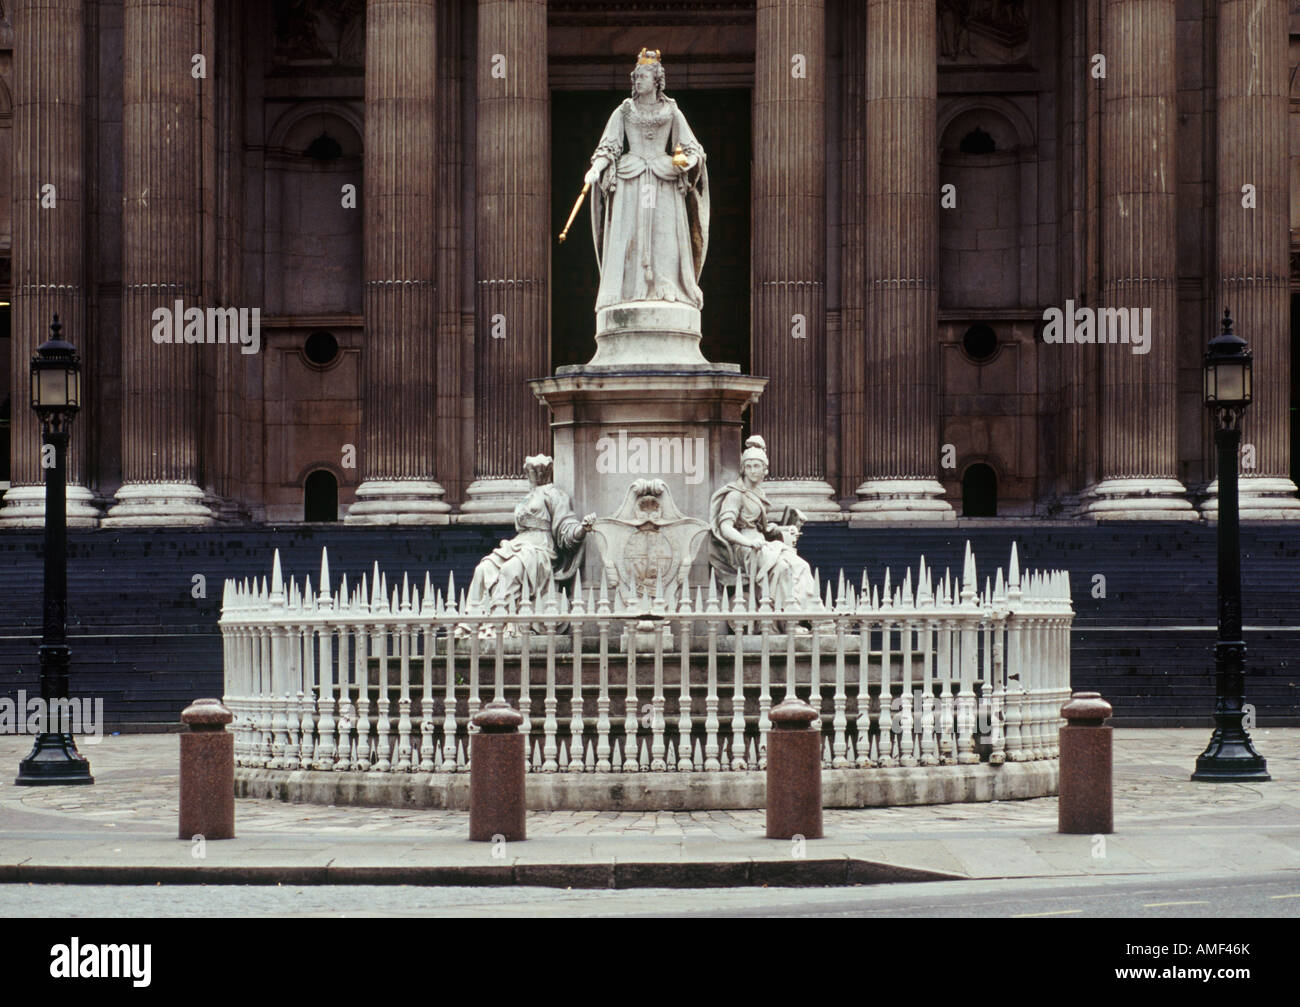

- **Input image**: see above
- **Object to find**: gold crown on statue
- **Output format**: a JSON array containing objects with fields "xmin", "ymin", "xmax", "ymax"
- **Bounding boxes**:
[{"xmin": 636, "ymin": 48, "xmax": 662, "ymax": 65}]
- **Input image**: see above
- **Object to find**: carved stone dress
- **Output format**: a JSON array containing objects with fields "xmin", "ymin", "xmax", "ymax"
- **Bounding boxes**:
[
  {"xmin": 708, "ymin": 480, "xmax": 823, "ymax": 612},
  {"xmin": 589, "ymin": 95, "xmax": 710, "ymax": 310},
  {"xmin": 469, "ymin": 484, "xmax": 586, "ymax": 610}
]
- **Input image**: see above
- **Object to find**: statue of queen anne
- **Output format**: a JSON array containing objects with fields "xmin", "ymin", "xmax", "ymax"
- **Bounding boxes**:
[{"xmin": 584, "ymin": 48, "xmax": 710, "ymax": 310}]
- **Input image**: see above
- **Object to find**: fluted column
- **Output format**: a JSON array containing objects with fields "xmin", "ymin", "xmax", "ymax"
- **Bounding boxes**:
[
  {"xmin": 1202, "ymin": 0, "xmax": 1300, "ymax": 519},
  {"xmin": 1081, "ymin": 0, "xmax": 1194, "ymax": 519},
  {"xmin": 838, "ymin": 0, "xmax": 865, "ymax": 499},
  {"xmin": 849, "ymin": 0, "xmax": 953, "ymax": 521},
  {"xmin": 751, "ymin": 0, "xmax": 838, "ymax": 517},
  {"xmin": 346, "ymin": 0, "xmax": 450, "ymax": 523},
  {"xmin": 102, "ymin": 0, "xmax": 214, "ymax": 526},
  {"xmin": 462, "ymin": 0, "xmax": 550, "ymax": 520},
  {"xmin": 1, "ymin": 0, "xmax": 100, "ymax": 527}
]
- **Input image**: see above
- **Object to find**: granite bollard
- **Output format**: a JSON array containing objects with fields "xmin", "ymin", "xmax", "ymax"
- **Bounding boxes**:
[
  {"xmin": 469, "ymin": 701, "xmax": 526, "ymax": 842},
  {"xmin": 1058, "ymin": 691, "xmax": 1114, "ymax": 834},
  {"xmin": 179, "ymin": 698, "xmax": 235, "ymax": 840},
  {"xmin": 765, "ymin": 696, "xmax": 823, "ymax": 840}
]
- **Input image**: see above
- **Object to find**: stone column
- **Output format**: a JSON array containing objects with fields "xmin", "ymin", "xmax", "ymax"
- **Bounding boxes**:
[
  {"xmin": 102, "ymin": 0, "xmax": 215, "ymax": 526},
  {"xmin": 1080, "ymin": 0, "xmax": 1195, "ymax": 520},
  {"xmin": 751, "ymin": 0, "xmax": 839, "ymax": 518},
  {"xmin": 849, "ymin": 0, "xmax": 954, "ymax": 522},
  {"xmin": 1, "ymin": 0, "xmax": 100, "ymax": 527},
  {"xmin": 462, "ymin": 0, "xmax": 550, "ymax": 522},
  {"xmin": 346, "ymin": 0, "xmax": 451, "ymax": 523},
  {"xmin": 1202, "ymin": 0, "xmax": 1300, "ymax": 519}
]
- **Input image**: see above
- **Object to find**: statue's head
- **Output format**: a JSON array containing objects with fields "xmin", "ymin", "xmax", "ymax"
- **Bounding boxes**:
[
  {"xmin": 523, "ymin": 454, "xmax": 554, "ymax": 487},
  {"xmin": 630, "ymin": 48, "xmax": 666, "ymax": 100},
  {"xmin": 740, "ymin": 435, "xmax": 769, "ymax": 485}
]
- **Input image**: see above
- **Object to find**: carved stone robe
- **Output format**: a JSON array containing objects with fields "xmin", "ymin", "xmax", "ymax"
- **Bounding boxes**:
[{"xmin": 589, "ymin": 95, "xmax": 710, "ymax": 310}]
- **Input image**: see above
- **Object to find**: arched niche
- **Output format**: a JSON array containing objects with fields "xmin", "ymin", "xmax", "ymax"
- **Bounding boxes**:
[
  {"xmin": 264, "ymin": 102, "xmax": 364, "ymax": 316},
  {"xmin": 938, "ymin": 98, "xmax": 1037, "ymax": 310}
]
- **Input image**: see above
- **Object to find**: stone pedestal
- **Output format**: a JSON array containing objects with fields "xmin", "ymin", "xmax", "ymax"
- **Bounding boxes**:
[{"xmin": 530, "ymin": 366, "xmax": 767, "ymax": 536}]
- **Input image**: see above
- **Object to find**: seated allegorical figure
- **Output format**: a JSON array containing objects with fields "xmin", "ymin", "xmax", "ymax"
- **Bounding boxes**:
[
  {"xmin": 707, "ymin": 436, "xmax": 824, "ymax": 613},
  {"xmin": 468, "ymin": 455, "xmax": 596, "ymax": 613}
]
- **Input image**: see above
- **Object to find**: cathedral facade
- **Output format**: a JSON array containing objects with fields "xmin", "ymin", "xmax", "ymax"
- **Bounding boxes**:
[{"xmin": 1, "ymin": 0, "xmax": 1298, "ymax": 528}]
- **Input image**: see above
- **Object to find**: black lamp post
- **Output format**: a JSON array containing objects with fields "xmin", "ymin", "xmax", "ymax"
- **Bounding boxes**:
[
  {"xmin": 1192, "ymin": 308, "xmax": 1269, "ymax": 782},
  {"xmin": 15, "ymin": 315, "xmax": 93, "ymax": 786}
]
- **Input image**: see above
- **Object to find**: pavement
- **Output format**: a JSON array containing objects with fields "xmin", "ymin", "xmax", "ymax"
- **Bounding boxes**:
[{"xmin": 0, "ymin": 729, "xmax": 1296, "ymax": 888}]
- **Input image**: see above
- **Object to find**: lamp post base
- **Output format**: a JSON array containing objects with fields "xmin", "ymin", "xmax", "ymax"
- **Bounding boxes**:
[
  {"xmin": 15, "ymin": 733, "xmax": 94, "ymax": 786},
  {"xmin": 1191, "ymin": 725, "xmax": 1270, "ymax": 782}
]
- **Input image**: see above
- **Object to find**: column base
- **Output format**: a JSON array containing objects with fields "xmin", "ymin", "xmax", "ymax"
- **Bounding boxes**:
[
  {"xmin": 0, "ymin": 484, "xmax": 102, "ymax": 529},
  {"xmin": 343, "ymin": 479, "xmax": 452, "ymax": 525},
  {"xmin": 1079, "ymin": 478, "xmax": 1198, "ymax": 521},
  {"xmin": 101, "ymin": 482, "xmax": 217, "ymax": 527},
  {"xmin": 457, "ymin": 478, "xmax": 530, "ymax": 525},
  {"xmin": 759, "ymin": 479, "xmax": 845, "ymax": 522},
  {"xmin": 1199, "ymin": 477, "xmax": 1300, "ymax": 522},
  {"xmin": 848, "ymin": 479, "xmax": 956, "ymax": 524}
]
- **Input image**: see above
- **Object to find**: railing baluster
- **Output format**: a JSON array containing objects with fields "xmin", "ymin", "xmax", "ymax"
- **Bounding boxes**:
[
  {"xmin": 596, "ymin": 578, "xmax": 612, "ymax": 772},
  {"xmin": 623, "ymin": 595, "xmax": 639, "ymax": 772},
  {"xmin": 677, "ymin": 586, "xmax": 696, "ymax": 772},
  {"xmin": 730, "ymin": 572, "xmax": 746, "ymax": 771},
  {"xmin": 441, "ymin": 577, "xmax": 459, "ymax": 772},
  {"xmin": 567, "ymin": 584, "xmax": 586, "ymax": 773},
  {"xmin": 877, "ymin": 574, "xmax": 894, "ymax": 767},
  {"xmin": 831, "ymin": 573, "xmax": 849, "ymax": 769},
  {"xmin": 651, "ymin": 591, "xmax": 667, "ymax": 772},
  {"xmin": 704, "ymin": 573, "xmax": 720, "ymax": 772},
  {"xmin": 757, "ymin": 578, "xmax": 773, "ymax": 771}
]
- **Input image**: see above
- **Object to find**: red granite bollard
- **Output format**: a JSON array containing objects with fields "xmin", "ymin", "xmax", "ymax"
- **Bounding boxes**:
[
  {"xmin": 1058, "ymin": 691, "xmax": 1114, "ymax": 834},
  {"xmin": 766, "ymin": 697, "xmax": 824, "ymax": 840},
  {"xmin": 179, "ymin": 698, "xmax": 235, "ymax": 840},
  {"xmin": 469, "ymin": 701, "xmax": 526, "ymax": 842}
]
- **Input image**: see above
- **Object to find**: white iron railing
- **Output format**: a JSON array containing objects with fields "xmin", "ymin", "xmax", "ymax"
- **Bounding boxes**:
[{"xmin": 219, "ymin": 542, "xmax": 1072, "ymax": 774}]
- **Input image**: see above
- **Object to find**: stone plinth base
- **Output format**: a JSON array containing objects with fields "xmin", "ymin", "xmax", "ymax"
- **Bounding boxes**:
[
  {"xmin": 459, "ymin": 478, "xmax": 530, "ymax": 525},
  {"xmin": 1199, "ymin": 477, "xmax": 1300, "ymax": 521},
  {"xmin": 0, "ymin": 484, "xmax": 101, "ymax": 528},
  {"xmin": 530, "ymin": 366, "xmax": 768, "ymax": 535},
  {"xmin": 760, "ymin": 479, "xmax": 844, "ymax": 521},
  {"xmin": 235, "ymin": 761, "xmax": 1058, "ymax": 811},
  {"xmin": 344, "ymin": 479, "xmax": 452, "ymax": 525},
  {"xmin": 1079, "ymin": 478, "xmax": 1198, "ymax": 521},
  {"xmin": 591, "ymin": 301, "xmax": 707, "ymax": 367},
  {"xmin": 101, "ymin": 482, "xmax": 215, "ymax": 527},
  {"xmin": 849, "ymin": 479, "xmax": 955, "ymax": 524}
]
